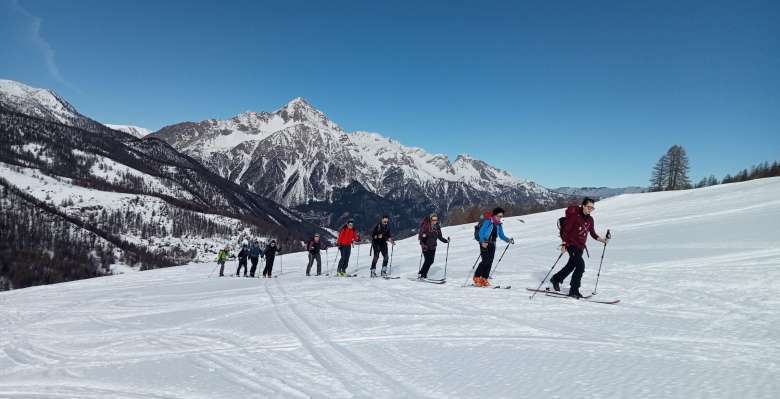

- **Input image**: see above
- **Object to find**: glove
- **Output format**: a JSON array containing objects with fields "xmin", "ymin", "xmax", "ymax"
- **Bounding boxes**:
[{"xmin": 509, "ymin": 238, "xmax": 515, "ymax": 244}]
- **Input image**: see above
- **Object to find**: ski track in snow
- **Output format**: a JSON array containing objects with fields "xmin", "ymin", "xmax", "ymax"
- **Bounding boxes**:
[{"xmin": 2, "ymin": 178, "xmax": 780, "ymax": 398}]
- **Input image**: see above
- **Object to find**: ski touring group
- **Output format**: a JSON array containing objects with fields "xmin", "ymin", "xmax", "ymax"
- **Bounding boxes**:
[{"xmin": 212, "ymin": 198, "xmax": 612, "ymax": 301}]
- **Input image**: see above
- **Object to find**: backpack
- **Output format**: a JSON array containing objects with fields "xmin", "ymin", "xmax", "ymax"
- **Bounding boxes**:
[
  {"xmin": 557, "ymin": 216, "xmax": 567, "ymax": 240},
  {"xmin": 418, "ymin": 216, "xmax": 431, "ymax": 242},
  {"xmin": 473, "ymin": 211, "xmax": 493, "ymax": 241}
]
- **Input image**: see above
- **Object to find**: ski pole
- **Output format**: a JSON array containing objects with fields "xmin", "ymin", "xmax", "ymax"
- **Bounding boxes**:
[
  {"xmin": 355, "ymin": 242, "xmax": 360, "ymax": 272},
  {"xmin": 326, "ymin": 248, "xmax": 330, "ymax": 276},
  {"xmin": 461, "ymin": 253, "xmax": 483, "ymax": 287},
  {"xmin": 417, "ymin": 250, "xmax": 423, "ymax": 277},
  {"xmin": 389, "ymin": 243, "xmax": 395, "ymax": 276},
  {"xmin": 489, "ymin": 242, "xmax": 513, "ymax": 279},
  {"xmin": 208, "ymin": 263, "xmax": 219, "ymax": 278},
  {"xmin": 529, "ymin": 251, "xmax": 565, "ymax": 299},
  {"xmin": 443, "ymin": 238, "xmax": 451, "ymax": 279},
  {"xmin": 334, "ymin": 248, "xmax": 341, "ymax": 275},
  {"xmin": 592, "ymin": 230, "xmax": 611, "ymax": 296}
]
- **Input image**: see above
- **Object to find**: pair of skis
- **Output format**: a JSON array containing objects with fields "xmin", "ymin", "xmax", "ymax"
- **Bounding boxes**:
[
  {"xmin": 325, "ymin": 272, "xmax": 358, "ymax": 278},
  {"xmin": 525, "ymin": 288, "xmax": 620, "ymax": 305},
  {"xmin": 408, "ymin": 277, "xmax": 446, "ymax": 285},
  {"xmin": 467, "ymin": 284, "xmax": 511, "ymax": 289}
]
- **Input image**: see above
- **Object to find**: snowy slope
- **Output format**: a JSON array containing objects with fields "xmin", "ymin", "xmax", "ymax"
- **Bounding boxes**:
[
  {"xmin": 1, "ymin": 178, "xmax": 779, "ymax": 398},
  {"xmin": 553, "ymin": 186, "xmax": 647, "ymax": 199},
  {"xmin": 105, "ymin": 124, "xmax": 152, "ymax": 138}
]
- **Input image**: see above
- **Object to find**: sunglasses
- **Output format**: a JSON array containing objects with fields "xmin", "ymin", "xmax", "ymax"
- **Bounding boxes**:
[{"xmin": 431, "ymin": 218, "xmax": 438, "ymax": 222}]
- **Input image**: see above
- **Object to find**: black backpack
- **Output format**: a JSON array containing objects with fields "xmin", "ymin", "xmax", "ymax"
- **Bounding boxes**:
[{"xmin": 473, "ymin": 212, "xmax": 492, "ymax": 241}]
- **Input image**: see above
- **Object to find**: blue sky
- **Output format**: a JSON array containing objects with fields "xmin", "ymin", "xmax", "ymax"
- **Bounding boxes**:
[{"xmin": 2, "ymin": 0, "xmax": 778, "ymax": 187}]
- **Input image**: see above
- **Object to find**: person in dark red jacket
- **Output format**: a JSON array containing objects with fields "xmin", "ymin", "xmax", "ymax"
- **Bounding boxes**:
[
  {"xmin": 417, "ymin": 213, "xmax": 449, "ymax": 279},
  {"xmin": 336, "ymin": 220, "xmax": 360, "ymax": 276},
  {"xmin": 550, "ymin": 198, "xmax": 609, "ymax": 298}
]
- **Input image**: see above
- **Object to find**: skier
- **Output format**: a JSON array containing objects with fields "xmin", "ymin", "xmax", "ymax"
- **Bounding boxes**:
[
  {"xmin": 236, "ymin": 244, "xmax": 249, "ymax": 277},
  {"xmin": 473, "ymin": 207, "xmax": 514, "ymax": 287},
  {"xmin": 417, "ymin": 213, "xmax": 449, "ymax": 279},
  {"xmin": 216, "ymin": 245, "xmax": 231, "ymax": 277},
  {"xmin": 262, "ymin": 240, "xmax": 282, "ymax": 278},
  {"xmin": 248, "ymin": 240, "xmax": 264, "ymax": 277},
  {"xmin": 370, "ymin": 215, "xmax": 394, "ymax": 277},
  {"xmin": 550, "ymin": 198, "xmax": 609, "ymax": 298},
  {"xmin": 336, "ymin": 220, "xmax": 360, "ymax": 277},
  {"xmin": 306, "ymin": 233, "xmax": 327, "ymax": 276}
]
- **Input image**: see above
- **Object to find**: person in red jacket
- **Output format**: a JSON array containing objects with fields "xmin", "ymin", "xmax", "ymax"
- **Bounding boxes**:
[
  {"xmin": 550, "ymin": 197, "xmax": 609, "ymax": 298},
  {"xmin": 336, "ymin": 219, "xmax": 360, "ymax": 276}
]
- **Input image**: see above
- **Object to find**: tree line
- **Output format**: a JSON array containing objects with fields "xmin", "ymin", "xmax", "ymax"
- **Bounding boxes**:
[{"xmin": 650, "ymin": 145, "xmax": 779, "ymax": 192}]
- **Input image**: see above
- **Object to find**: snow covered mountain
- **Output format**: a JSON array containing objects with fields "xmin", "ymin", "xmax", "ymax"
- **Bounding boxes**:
[
  {"xmin": 2, "ymin": 177, "xmax": 778, "ymax": 397},
  {"xmin": 553, "ymin": 186, "xmax": 647, "ymax": 199},
  {"xmin": 152, "ymin": 98, "xmax": 563, "ymax": 231},
  {"xmin": 0, "ymin": 80, "xmax": 327, "ymax": 289},
  {"xmin": 105, "ymin": 124, "xmax": 152, "ymax": 138},
  {"xmin": 0, "ymin": 79, "xmax": 104, "ymax": 131}
]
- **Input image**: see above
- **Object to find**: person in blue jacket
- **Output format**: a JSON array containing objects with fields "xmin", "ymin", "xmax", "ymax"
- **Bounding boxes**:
[
  {"xmin": 474, "ymin": 207, "xmax": 514, "ymax": 287},
  {"xmin": 248, "ymin": 240, "xmax": 264, "ymax": 277}
]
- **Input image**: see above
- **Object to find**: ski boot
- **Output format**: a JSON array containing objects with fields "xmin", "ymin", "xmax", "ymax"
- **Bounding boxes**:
[
  {"xmin": 550, "ymin": 279, "xmax": 561, "ymax": 292},
  {"xmin": 380, "ymin": 267, "xmax": 388, "ymax": 277},
  {"xmin": 568, "ymin": 290, "xmax": 583, "ymax": 299},
  {"xmin": 370, "ymin": 269, "xmax": 377, "ymax": 278}
]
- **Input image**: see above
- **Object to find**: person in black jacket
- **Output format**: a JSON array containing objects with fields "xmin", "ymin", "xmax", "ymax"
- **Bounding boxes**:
[
  {"xmin": 262, "ymin": 240, "xmax": 281, "ymax": 278},
  {"xmin": 417, "ymin": 213, "xmax": 449, "ymax": 279},
  {"xmin": 305, "ymin": 234, "xmax": 327, "ymax": 276},
  {"xmin": 370, "ymin": 215, "xmax": 394, "ymax": 277},
  {"xmin": 236, "ymin": 244, "xmax": 249, "ymax": 277}
]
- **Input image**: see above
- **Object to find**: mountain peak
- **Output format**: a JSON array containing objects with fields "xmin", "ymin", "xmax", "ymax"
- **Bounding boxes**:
[
  {"xmin": 0, "ymin": 79, "xmax": 86, "ymax": 126},
  {"xmin": 274, "ymin": 97, "xmax": 341, "ymax": 131},
  {"xmin": 287, "ymin": 97, "xmax": 312, "ymax": 108}
]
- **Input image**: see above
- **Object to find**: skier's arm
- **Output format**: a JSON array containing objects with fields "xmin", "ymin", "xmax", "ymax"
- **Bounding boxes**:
[
  {"xmin": 438, "ymin": 230, "xmax": 449, "ymax": 244},
  {"xmin": 497, "ymin": 224, "xmax": 514, "ymax": 244},
  {"xmin": 589, "ymin": 222, "xmax": 600, "ymax": 241}
]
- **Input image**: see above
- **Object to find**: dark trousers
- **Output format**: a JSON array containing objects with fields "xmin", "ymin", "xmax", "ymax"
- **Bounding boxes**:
[
  {"xmin": 249, "ymin": 256, "xmax": 259, "ymax": 277},
  {"xmin": 474, "ymin": 243, "xmax": 496, "ymax": 279},
  {"xmin": 551, "ymin": 246, "xmax": 586, "ymax": 294},
  {"xmin": 263, "ymin": 255, "xmax": 276, "ymax": 276},
  {"xmin": 337, "ymin": 246, "xmax": 351, "ymax": 273},
  {"xmin": 419, "ymin": 249, "xmax": 436, "ymax": 278},
  {"xmin": 307, "ymin": 252, "xmax": 322, "ymax": 275},
  {"xmin": 236, "ymin": 258, "xmax": 248, "ymax": 276},
  {"xmin": 218, "ymin": 260, "xmax": 225, "ymax": 276},
  {"xmin": 371, "ymin": 242, "xmax": 389, "ymax": 270}
]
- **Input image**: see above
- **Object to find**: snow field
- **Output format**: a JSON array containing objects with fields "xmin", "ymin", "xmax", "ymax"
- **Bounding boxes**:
[{"xmin": 1, "ymin": 178, "xmax": 779, "ymax": 398}]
